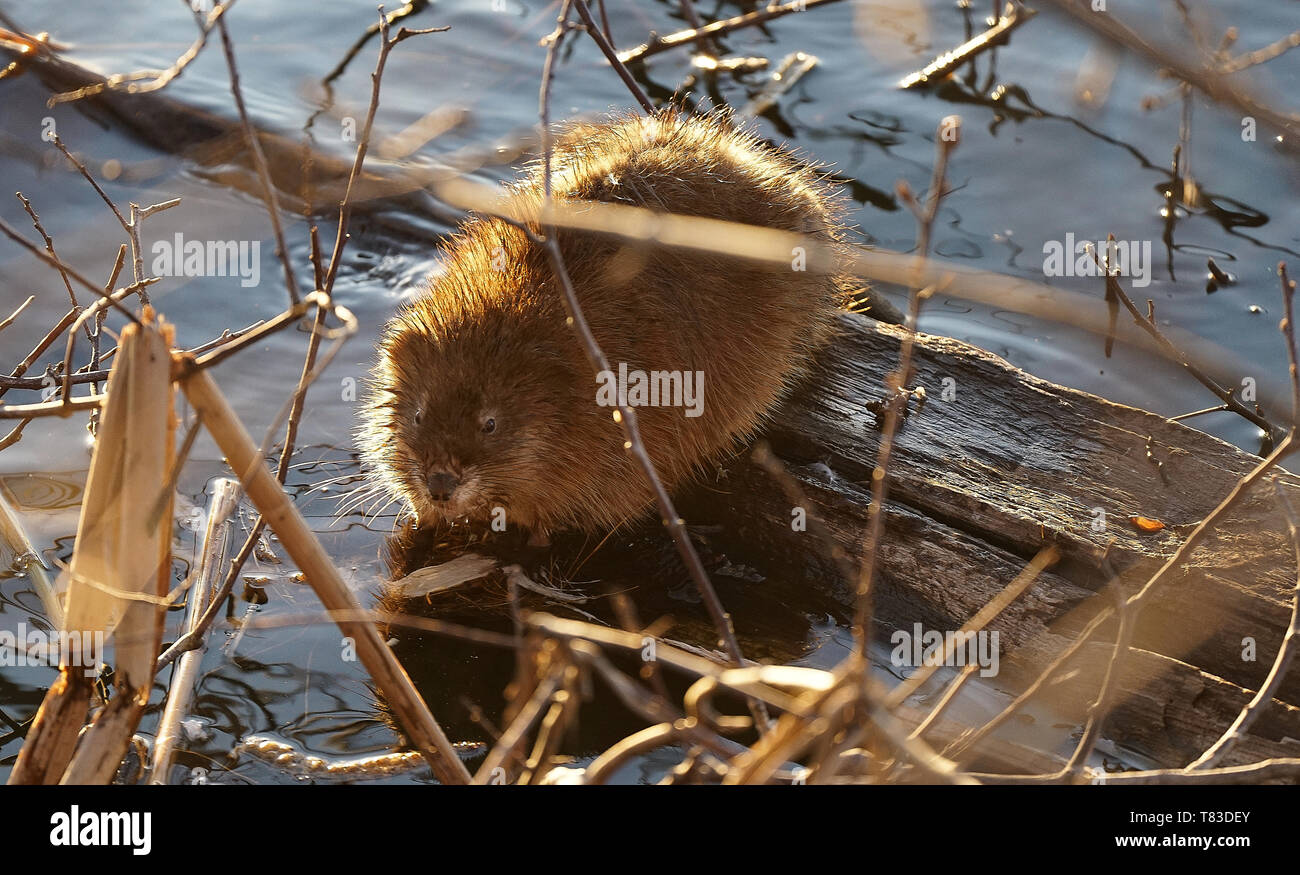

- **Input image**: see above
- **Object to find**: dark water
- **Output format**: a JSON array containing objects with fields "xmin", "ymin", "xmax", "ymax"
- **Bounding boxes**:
[{"xmin": 0, "ymin": 0, "xmax": 1296, "ymax": 782}]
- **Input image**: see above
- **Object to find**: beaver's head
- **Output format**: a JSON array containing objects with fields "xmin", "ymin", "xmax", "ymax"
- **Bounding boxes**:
[{"xmin": 359, "ymin": 299, "xmax": 575, "ymax": 532}]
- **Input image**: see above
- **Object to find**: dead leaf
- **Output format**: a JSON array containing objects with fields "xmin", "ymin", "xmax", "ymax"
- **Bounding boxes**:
[
  {"xmin": 392, "ymin": 553, "xmax": 498, "ymax": 598},
  {"xmin": 1130, "ymin": 515, "xmax": 1166, "ymax": 532}
]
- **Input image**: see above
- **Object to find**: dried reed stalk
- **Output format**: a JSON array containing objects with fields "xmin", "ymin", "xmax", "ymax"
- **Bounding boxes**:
[
  {"xmin": 10, "ymin": 314, "xmax": 175, "ymax": 784},
  {"xmin": 177, "ymin": 362, "xmax": 471, "ymax": 785},
  {"xmin": 0, "ymin": 484, "xmax": 61, "ymax": 626},
  {"xmin": 150, "ymin": 478, "xmax": 240, "ymax": 784}
]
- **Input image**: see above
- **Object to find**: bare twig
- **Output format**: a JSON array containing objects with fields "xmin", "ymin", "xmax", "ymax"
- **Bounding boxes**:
[
  {"xmin": 616, "ymin": 0, "xmax": 845, "ymax": 64},
  {"xmin": 0, "ymin": 219, "xmax": 141, "ymax": 324},
  {"xmin": 0, "ymin": 308, "xmax": 77, "ymax": 402},
  {"xmin": 150, "ymin": 479, "xmax": 240, "ymax": 783},
  {"xmin": 887, "ymin": 544, "xmax": 1058, "ymax": 710},
  {"xmin": 48, "ymin": 0, "xmax": 235, "ymax": 104},
  {"xmin": 1186, "ymin": 266, "xmax": 1300, "ymax": 769},
  {"xmin": 1218, "ymin": 29, "xmax": 1300, "ymax": 75},
  {"xmin": 534, "ymin": 2, "xmax": 757, "ymax": 715},
  {"xmin": 899, "ymin": 1, "xmax": 1036, "ymax": 89},
  {"xmin": 855, "ymin": 116, "xmax": 961, "ymax": 657},
  {"xmin": 1087, "ymin": 757, "xmax": 1300, "ymax": 785},
  {"xmin": 49, "ymin": 137, "xmax": 127, "ymax": 227},
  {"xmin": 1047, "ymin": 0, "xmax": 1300, "ymax": 145},
  {"xmin": 1282, "ymin": 262, "xmax": 1300, "ymax": 424},
  {"xmin": 584, "ymin": 722, "xmax": 684, "ymax": 784},
  {"xmin": 595, "ymin": 0, "xmax": 614, "ymax": 49},
  {"xmin": 1062, "ymin": 559, "xmax": 1134, "ymax": 777},
  {"xmin": 1090, "ymin": 239, "xmax": 1281, "ymax": 443},
  {"xmin": 322, "ymin": 11, "xmax": 448, "ymax": 294},
  {"xmin": 474, "ymin": 660, "xmax": 566, "ymax": 783},
  {"xmin": 571, "ymin": 0, "xmax": 654, "ymax": 113},
  {"xmin": 14, "ymin": 195, "xmax": 87, "ymax": 340},
  {"xmin": 191, "ymin": 292, "xmax": 336, "ymax": 371},
  {"xmin": 0, "ymin": 296, "xmax": 34, "ymax": 334},
  {"xmin": 215, "ymin": 11, "xmax": 299, "ymax": 304},
  {"xmin": 1186, "ymin": 478, "xmax": 1300, "ymax": 770},
  {"xmin": 943, "ymin": 604, "xmax": 1114, "ymax": 762},
  {"xmin": 675, "ymin": 0, "xmax": 720, "ymax": 57}
]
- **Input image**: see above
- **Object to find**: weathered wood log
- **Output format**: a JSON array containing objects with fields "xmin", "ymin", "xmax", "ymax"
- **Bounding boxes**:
[{"xmin": 704, "ymin": 311, "xmax": 1300, "ymax": 770}]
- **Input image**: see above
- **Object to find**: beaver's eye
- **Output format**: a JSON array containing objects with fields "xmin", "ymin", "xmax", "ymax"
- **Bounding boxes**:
[
  {"xmin": 482, "ymin": 416, "xmax": 496, "ymax": 434},
  {"xmin": 413, "ymin": 408, "xmax": 423, "ymax": 427}
]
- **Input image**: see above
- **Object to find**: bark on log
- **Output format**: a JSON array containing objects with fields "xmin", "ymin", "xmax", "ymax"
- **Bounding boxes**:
[{"xmin": 703, "ymin": 312, "xmax": 1300, "ymax": 770}]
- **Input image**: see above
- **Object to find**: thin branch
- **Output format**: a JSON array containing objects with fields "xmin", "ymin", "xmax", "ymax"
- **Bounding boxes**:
[
  {"xmin": 47, "ymin": 0, "xmax": 235, "ymax": 103},
  {"xmin": 1184, "ymin": 266, "xmax": 1300, "ymax": 769},
  {"xmin": 616, "ymin": 0, "xmax": 845, "ymax": 64},
  {"xmin": 534, "ymin": 1, "xmax": 758, "ymax": 719},
  {"xmin": 0, "ymin": 296, "xmax": 33, "ymax": 334},
  {"xmin": 14, "ymin": 194, "xmax": 85, "ymax": 336},
  {"xmin": 1186, "ymin": 478, "xmax": 1300, "ymax": 770},
  {"xmin": 157, "ymin": 232, "xmax": 333, "ymax": 671},
  {"xmin": 43, "ymin": 0, "xmax": 228, "ymax": 103},
  {"xmin": 899, "ymin": 1, "xmax": 1036, "ymax": 90},
  {"xmin": 1046, "ymin": 0, "xmax": 1300, "ymax": 145},
  {"xmin": 215, "ymin": 10, "xmax": 299, "ymax": 305},
  {"xmin": 0, "ymin": 395, "xmax": 103, "ymax": 418},
  {"xmin": 676, "ymin": 0, "xmax": 720, "ymax": 57},
  {"xmin": 976, "ymin": 757, "xmax": 1300, "ymax": 785},
  {"xmin": 1282, "ymin": 263, "xmax": 1300, "ymax": 424},
  {"xmin": 571, "ymin": 0, "xmax": 654, "ymax": 113},
  {"xmin": 855, "ymin": 116, "xmax": 961, "ymax": 658},
  {"xmin": 1218, "ymin": 29, "xmax": 1300, "ymax": 75},
  {"xmin": 474, "ymin": 662, "xmax": 566, "ymax": 783},
  {"xmin": 1062, "ymin": 555, "xmax": 1134, "ymax": 777},
  {"xmin": 887, "ymin": 544, "xmax": 1058, "ymax": 710},
  {"xmin": 322, "ymin": 11, "xmax": 449, "ymax": 294},
  {"xmin": 942, "ymin": 599, "xmax": 1114, "ymax": 763},
  {"xmin": 49, "ymin": 136, "xmax": 128, "ymax": 228},
  {"xmin": 1090, "ymin": 240, "xmax": 1282, "ymax": 444},
  {"xmin": 0, "ymin": 308, "xmax": 78, "ymax": 402},
  {"xmin": 595, "ymin": 0, "xmax": 614, "ymax": 49}
]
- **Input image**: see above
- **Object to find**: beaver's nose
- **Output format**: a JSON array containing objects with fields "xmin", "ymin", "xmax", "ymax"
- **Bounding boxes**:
[{"xmin": 426, "ymin": 471, "xmax": 460, "ymax": 502}]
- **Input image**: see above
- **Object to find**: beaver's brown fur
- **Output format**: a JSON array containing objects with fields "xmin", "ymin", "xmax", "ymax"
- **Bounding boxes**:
[{"xmin": 359, "ymin": 111, "xmax": 880, "ymax": 536}]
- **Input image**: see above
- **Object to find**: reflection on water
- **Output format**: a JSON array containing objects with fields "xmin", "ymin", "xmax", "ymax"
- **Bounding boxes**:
[{"xmin": 0, "ymin": 473, "xmax": 83, "ymax": 512}]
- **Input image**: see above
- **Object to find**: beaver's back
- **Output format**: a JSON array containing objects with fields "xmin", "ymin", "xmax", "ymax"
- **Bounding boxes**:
[{"xmin": 537, "ymin": 115, "xmax": 847, "ymax": 519}]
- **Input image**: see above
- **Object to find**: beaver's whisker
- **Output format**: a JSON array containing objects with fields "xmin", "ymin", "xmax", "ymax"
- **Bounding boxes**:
[
  {"xmin": 335, "ymin": 484, "xmax": 386, "ymax": 519},
  {"xmin": 327, "ymin": 483, "xmax": 371, "ymax": 507},
  {"xmin": 565, "ymin": 525, "xmax": 621, "ymax": 580},
  {"xmin": 330, "ymin": 479, "xmax": 374, "ymax": 505},
  {"xmin": 359, "ymin": 489, "xmax": 405, "ymax": 528},
  {"xmin": 365, "ymin": 494, "xmax": 404, "ymax": 527},
  {"xmin": 301, "ymin": 474, "xmax": 366, "ymax": 496}
]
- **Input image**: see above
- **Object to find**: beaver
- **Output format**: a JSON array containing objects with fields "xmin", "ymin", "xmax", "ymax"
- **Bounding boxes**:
[{"xmin": 359, "ymin": 110, "xmax": 893, "ymax": 538}]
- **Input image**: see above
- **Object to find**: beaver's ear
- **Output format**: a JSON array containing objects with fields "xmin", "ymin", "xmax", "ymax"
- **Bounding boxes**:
[{"xmin": 381, "ymin": 317, "xmax": 435, "ymax": 374}]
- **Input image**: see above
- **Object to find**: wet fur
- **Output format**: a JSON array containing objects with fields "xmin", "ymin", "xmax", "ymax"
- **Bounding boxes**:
[{"xmin": 359, "ymin": 111, "xmax": 865, "ymax": 535}]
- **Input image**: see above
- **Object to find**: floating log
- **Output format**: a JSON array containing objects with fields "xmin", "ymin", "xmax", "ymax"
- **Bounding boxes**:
[{"xmin": 702, "ymin": 312, "xmax": 1300, "ymax": 770}]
